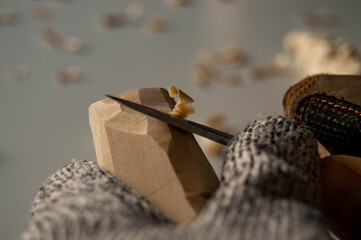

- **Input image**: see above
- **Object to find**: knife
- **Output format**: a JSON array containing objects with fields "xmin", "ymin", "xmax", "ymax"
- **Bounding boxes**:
[{"xmin": 106, "ymin": 94, "xmax": 234, "ymax": 145}]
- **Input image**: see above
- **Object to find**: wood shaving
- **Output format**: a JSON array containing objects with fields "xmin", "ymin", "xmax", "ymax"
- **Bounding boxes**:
[
  {"xmin": 98, "ymin": 2, "xmax": 143, "ymax": 28},
  {"xmin": 201, "ymin": 47, "xmax": 245, "ymax": 68},
  {"xmin": 194, "ymin": 65, "xmax": 241, "ymax": 86},
  {"xmin": 248, "ymin": 65, "xmax": 279, "ymax": 80},
  {"xmin": 55, "ymin": 66, "xmax": 82, "ymax": 85},
  {"xmin": 194, "ymin": 63, "xmax": 213, "ymax": 87},
  {"xmin": 0, "ymin": 11, "xmax": 13, "ymax": 25},
  {"xmin": 29, "ymin": 5, "xmax": 50, "ymax": 21},
  {"xmin": 298, "ymin": 9, "xmax": 334, "ymax": 27},
  {"xmin": 214, "ymin": 70, "xmax": 241, "ymax": 85},
  {"xmin": 194, "ymin": 47, "xmax": 244, "ymax": 87},
  {"xmin": 217, "ymin": 46, "xmax": 245, "ymax": 66},
  {"xmin": 247, "ymin": 53, "xmax": 290, "ymax": 80},
  {"xmin": 168, "ymin": 86, "xmax": 194, "ymax": 119},
  {"xmin": 164, "ymin": 0, "xmax": 189, "ymax": 6},
  {"xmin": 98, "ymin": 14, "xmax": 127, "ymax": 28},
  {"xmin": 40, "ymin": 26, "xmax": 85, "ymax": 53},
  {"xmin": 283, "ymin": 30, "xmax": 361, "ymax": 75},
  {"xmin": 199, "ymin": 51, "xmax": 219, "ymax": 65},
  {"xmin": 10, "ymin": 65, "xmax": 28, "ymax": 81},
  {"xmin": 144, "ymin": 15, "xmax": 167, "ymax": 33},
  {"xmin": 203, "ymin": 115, "xmax": 227, "ymax": 156}
]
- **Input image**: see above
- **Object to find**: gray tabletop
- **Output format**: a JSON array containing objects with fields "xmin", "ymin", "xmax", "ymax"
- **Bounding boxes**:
[{"xmin": 1, "ymin": 0, "xmax": 360, "ymax": 239}]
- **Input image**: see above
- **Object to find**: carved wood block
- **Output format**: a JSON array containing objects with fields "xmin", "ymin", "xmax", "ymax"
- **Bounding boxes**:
[{"xmin": 89, "ymin": 88, "xmax": 219, "ymax": 224}]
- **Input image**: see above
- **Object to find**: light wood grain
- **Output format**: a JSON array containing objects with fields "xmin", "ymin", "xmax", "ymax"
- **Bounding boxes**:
[{"xmin": 89, "ymin": 87, "xmax": 219, "ymax": 224}]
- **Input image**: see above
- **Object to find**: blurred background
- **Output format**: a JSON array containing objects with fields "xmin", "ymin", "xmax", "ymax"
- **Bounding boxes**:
[{"xmin": 1, "ymin": 0, "xmax": 361, "ymax": 239}]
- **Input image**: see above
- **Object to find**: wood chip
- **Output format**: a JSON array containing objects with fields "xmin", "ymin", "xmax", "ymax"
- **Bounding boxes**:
[
  {"xmin": 98, "ymin": 14, "xmax": 128, "ymax": 28},
  {"xmin": 144, "ymin": 15, "xmax": 167, "ymax": 33},
  {"xmin": 0, "ymin": 11, "xmax": 13, "ymax": 25},
  {"xmin": 215, "ymin": 71, "xmax": 241, "ymax": 85},
  {"xmin": 55, "ymin": 66, "xmax": 81, "ymax": 85},
  {"xmin": 164, "ymin": 0, "xmax": 189, "ymax": 6},
  {"xmin": 168, "ymin": 86, "xmax": 194, "ymax": 119},
  {"xmin": 283, "ymin": 30, "xmax": 361, "ymax": 75},
  {"xmin": 298, "ymin": 9, "xmax": 334, "ymax": 27},
  {"xmin": 247, "ymin": 64, "xmax": 282, "ymax": 80},
  {"xmin": 194, "ymin": 47, "xmax": 244, "ymax": 87},
  {"xmin": 202, "ymin": 115, "xmax": 227, "ymax": 156},
  {"xmin": 201, "ymin": 47, "xmax": 245, "ymax": 69},
  {"xmin": 40, "ymin": 26, "xmax": 85, "ymax": 53},
  {"xmin": 194, "ymin": 63, "xmax": 214, "ymax": 87},
  {"xmin": 98, "ymin": 2, "xmax": 143, "ymax": 28},
  {"xmin": 217, "ymin": 46, "xmax": 245, "ymax": 66},
  {"xmin": 247, "ymin": 53, "xmax": 290, "ymax": 80},
  {"xmin": 10, "ymin": 65, "xmax": 28, "ymax": 81},
  {"xmin": 29, "ymin": 5, "xmax": 50, "ymax": 21}
]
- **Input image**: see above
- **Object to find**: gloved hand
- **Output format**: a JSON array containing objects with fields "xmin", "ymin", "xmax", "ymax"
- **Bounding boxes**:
[
  {"xmin": 21, "ymin": 116, "xmax": 331, "ymax": 240},
  {"xmin": 283, "ymin": 74, "xmax": 361, "ymax": 239}
]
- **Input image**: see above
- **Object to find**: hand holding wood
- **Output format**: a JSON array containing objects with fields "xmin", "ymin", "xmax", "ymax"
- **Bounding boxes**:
[{"xmin": 89, "ymin": 87, "xmax": 219, "ymax": 224}]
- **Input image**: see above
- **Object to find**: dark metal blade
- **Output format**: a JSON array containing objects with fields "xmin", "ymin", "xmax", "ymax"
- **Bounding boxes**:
[{"xmin": 106, "ymin": 95, "xmax": 234, "ymax": 145}]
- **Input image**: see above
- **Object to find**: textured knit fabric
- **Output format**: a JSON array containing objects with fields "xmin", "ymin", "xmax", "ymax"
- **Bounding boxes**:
[
  {"xmin": 22, "ymin": 116, "xmax": 331, "ymax": 240},
  {"xmin": 297, "ymin": 93, "xmax": 361, "ymax": 156}
]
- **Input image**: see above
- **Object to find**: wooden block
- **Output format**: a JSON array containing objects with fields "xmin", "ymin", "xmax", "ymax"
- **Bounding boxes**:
[{"xmin": 89, "ymin": 88, "xmax": 219, "ymax": 224}]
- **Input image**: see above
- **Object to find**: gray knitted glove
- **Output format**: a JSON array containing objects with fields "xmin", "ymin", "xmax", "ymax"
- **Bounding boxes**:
[{"xmin": 22, "ymin": 116, "xmax": 331, "ymax": 240}]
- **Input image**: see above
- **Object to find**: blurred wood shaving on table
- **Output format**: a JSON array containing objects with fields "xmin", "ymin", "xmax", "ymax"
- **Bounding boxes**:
[
  {"xmin": 29, "ymin": 5, "xmax": 50, "ymax": 21},
  {"xmin": 298, "ymin": 9, "xmax": 335, "ymax": 27},
  {"xmin": 0, "ymin": 11, "xmax": 13, "ymax": 25},
  {"xmin": 10, "ymin": 65, "xmax": 29, "ymax": 81},
  {"xmin": 144, "ymin": 15, "xmax": 168, "ymax": 33},
  {"xmin": 164, "ymin": 0, "xmax": 189, "ymax": 6},
  {"xmin": 98, "ymin": 2, "xmax": 143, "ymax": 29},
  {"xmin": 55, "ymin": 66, "xmax": 82, "ymax": 85},
  {"xmin": 40, "ymin": 26, "xmax": 85, "ymax": 53}
]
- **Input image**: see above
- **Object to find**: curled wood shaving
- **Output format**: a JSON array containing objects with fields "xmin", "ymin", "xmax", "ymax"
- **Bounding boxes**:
[
  {"xmin": 298, "ymin": 9, "xmax": 334, "ymax": 27},
  {"xmin": 168, "ymin": 86, "xmax": 194, "ymax": 119},
  {"xmin": 194, "ymin": 58, "xmax": 241, "ymax": 87},
  {"xmin": 10, "ymin": 65, "xmax": 28, "ymax": 81},
  {"xmin": 247, "ymin": 53, "xmax": 290, "ymax": 80},
  {"xmin": 144, "ymin": 15, "xmax": 167, "ymax": 33},
  {"xmin": 200, "ymin": 47, "xmax": 245, "ymax": 68},
  {"xmin": 98, "ymin": 2, "xmax": 143, "ymax": 28},
  {"xmin": 203, "ymin": 115, "xmax": 227, "ymax": 156},
  {"xmin": 98, "ymin": 14, "xmax": 128, "ymax": 28},
  {"xmin": 283, "ymin": 31, "xmax": 361, "ymax": 75},
  {"xmin": 164, "ymin": 0, "xmax": 189, "ymax": 6},
  {"xmin": 194, "ymin": 63, "xmax": 213, "ymax": 87},
  {"xmin": 194, "ymin": 47, "xmax": 244, "ymax": 88},
  {"xmin": 217, "ymin": 46, "xmax": 245, "ymax": 66},
  {"xmin": 29, "ymin": 5, "xmax": 50, "ymax": 21},
  {"xmin": 0, "ymin": 11, "xmax": 13, "ymax": 25},
  {"xmin": 55, "ymin": 66, "xmax": 82, "ymax": 85},
  {"xmin": 40, "ymin": 26, "xmax": 85, "ymax": 53}
]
